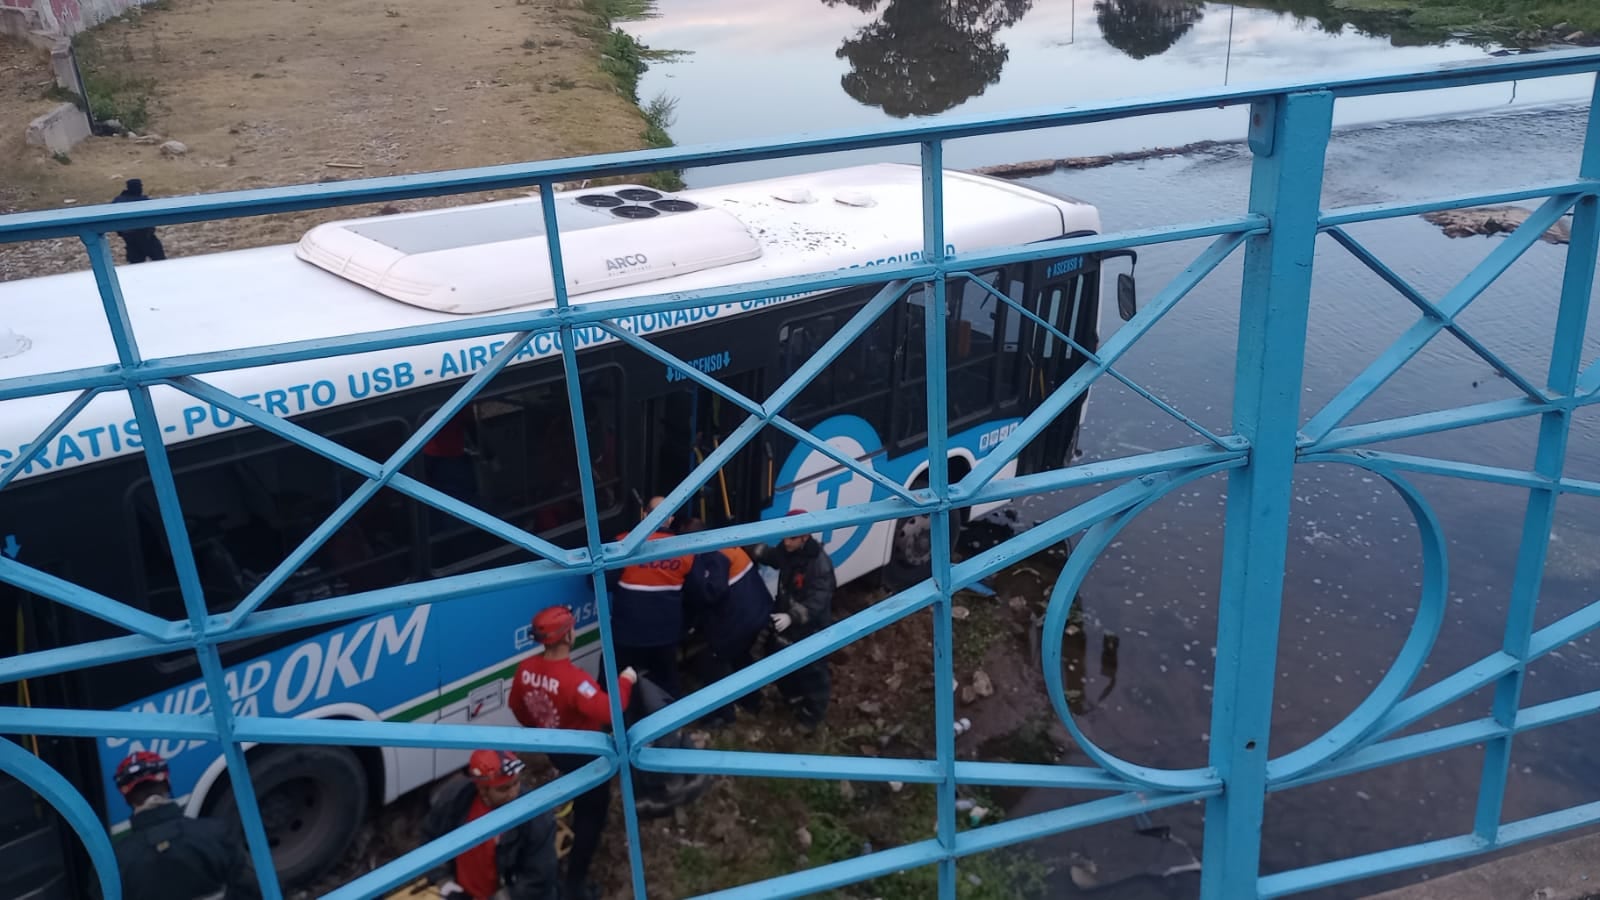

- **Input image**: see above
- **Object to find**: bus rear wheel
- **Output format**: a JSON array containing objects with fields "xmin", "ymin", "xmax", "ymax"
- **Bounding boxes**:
[
  {"xmin": 882, "ymin": 474, "xmax": 966, "ymax": 591},
  {"xmin": 207, "ymin": 745, "xmax": 368, "ymax": 889}
]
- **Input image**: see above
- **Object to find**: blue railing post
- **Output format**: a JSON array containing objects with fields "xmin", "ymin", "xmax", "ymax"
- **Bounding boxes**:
[
  {"xmin": 1201, "ymin": 89, "xmax": 1334, "ymax": 899},
  {"xmin": 538, "ymin": 182, "xmax": 649, "ymax": 900},
  {"xmin": 920, "ymin": 139, "xmax": 960, "ymax": 899},
  {"xmin": 81, "ymin": 231, "xmax": 285, "ymax": 900},
  {"xmin": 1472, "ymin": 73, "xmax": 1600, "ymax": 841}
]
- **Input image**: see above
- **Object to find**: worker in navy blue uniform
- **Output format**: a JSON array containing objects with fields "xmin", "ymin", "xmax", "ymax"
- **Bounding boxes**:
[
  {"xmin": 678, "ymin": 517, "xmax": 775, "ymax": 726},
  {"xmin": 110, "ymin": 178, "xmax": 167, "ymax": 264},
  {"xmin": 752, "ymin": 510, "xmax": 836, "ymax": 732},
  {"xmin": 605, "ymin": 495, "xmax": 705, "ymax": 698}
]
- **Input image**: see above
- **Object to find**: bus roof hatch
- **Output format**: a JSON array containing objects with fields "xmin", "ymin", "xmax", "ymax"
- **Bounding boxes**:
[{"xmin": 294, "ymin": 185, "xmax": 763, "ymax": 315}]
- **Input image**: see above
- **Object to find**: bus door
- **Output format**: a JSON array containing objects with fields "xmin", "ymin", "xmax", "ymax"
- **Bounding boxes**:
[
  {"xmin": 642, "ymin": 368, "xmax": 767, "ymax": 528},
  {"xmin": 1022, "ymin": 253, "xmax": 1098, "ymax": 470}
]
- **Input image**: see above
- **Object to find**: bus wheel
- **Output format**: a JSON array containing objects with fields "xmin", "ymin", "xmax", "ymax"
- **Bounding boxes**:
[
  {"xmin": 882, "ymin": 476, "xmax": 965, "ymax": 591},
  {"xmin": 208, "ymin": 745, "xmax": 369, "ymax": 888}
]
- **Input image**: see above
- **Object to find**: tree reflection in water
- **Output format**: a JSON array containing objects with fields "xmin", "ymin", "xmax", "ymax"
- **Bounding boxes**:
[
  {"xmin": 823, "ymin": 0, "xmax": 1034, "ymax": 117},
  {"xmin": 1095, "ymin": 0, "xmax": 1206, "ymax": 59}
]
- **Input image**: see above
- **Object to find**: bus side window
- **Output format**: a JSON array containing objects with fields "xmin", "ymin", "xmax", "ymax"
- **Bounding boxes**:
[
  {"xmin": 783, "ymin": 314, "xmax": 837, "ymax": 418},
  {"xmin": 997, "ymin": 277, "xmax": 1026, "ymax": 406},
  {"xmin": 949, "ymin": 270, "xmax": 1002, "ymax": 423},
  {"xmin": 132, "ymin": 420, "xmax": 415, "ymax": 618},
  {"xmin": 424, "ymin": 368, "xmax": 622, "ymax": 571}
]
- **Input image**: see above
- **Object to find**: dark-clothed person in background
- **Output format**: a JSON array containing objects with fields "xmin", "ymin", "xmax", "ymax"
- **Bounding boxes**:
[
  {"xmin": 679, "ymin": 516, "xmax": 775, "ymax": 727},
  {"xmin": 111, "ymin": 751, "xmax": 260, "ymax": 900},
  {"xmin": 111, "ymin": 178, "xmax": 167, "ymax": 264},
  {"xmin": 752, "ymin": 510, "xmax": 837, "ymax": 731}
]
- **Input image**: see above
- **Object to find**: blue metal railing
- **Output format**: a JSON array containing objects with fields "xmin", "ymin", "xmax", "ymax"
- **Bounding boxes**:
[{"xmin": 0, "ymin": 49, "xmax": 1597, "ymax": 900}]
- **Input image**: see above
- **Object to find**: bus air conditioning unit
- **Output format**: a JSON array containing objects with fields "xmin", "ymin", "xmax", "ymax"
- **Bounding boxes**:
[{"xmin": 295, "ymin": 186, "xmax": 763, "ymax": 315}]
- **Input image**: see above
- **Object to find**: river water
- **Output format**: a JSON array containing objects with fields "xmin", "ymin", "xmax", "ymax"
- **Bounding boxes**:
[{"xmin": 624, "ymin": 3, "xmax": 1600, "ymax": 897}]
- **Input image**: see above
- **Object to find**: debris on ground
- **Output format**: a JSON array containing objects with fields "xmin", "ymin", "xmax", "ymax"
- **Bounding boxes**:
[{"xmin": 1423, "ymin": 206, "xmax": 1572, "ymax": 245}]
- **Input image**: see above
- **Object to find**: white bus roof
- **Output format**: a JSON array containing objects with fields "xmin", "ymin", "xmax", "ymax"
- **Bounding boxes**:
[{"xmin": 0, "ymin": 163, "xmax": 1100, "ymax": 482}]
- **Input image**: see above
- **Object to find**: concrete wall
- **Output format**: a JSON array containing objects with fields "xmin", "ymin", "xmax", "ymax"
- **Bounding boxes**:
[{"xmin": 0, "ymin": 0, "xmax": 158, "ymax": 39}]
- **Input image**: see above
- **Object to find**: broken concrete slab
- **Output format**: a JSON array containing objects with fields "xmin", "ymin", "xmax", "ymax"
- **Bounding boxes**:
[
  {"xmin": 25, "ymin": 102, "xmax": 91, "ymax": 155},
  {"xmin": 1422, "ymin": 205, "xmax": 1572, "ymax": 245}
]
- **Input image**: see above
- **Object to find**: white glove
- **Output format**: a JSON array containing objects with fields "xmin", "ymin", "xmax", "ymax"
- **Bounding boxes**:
[
  {"xmin": 619, "ymin": 666, "xmax": 638, "ymax": 683},
  {"xmin": 438, "ymin": 880, "xmax": 468, "ymax": 900},
  {"xmin": 770, "ymin": 612, "xmax": 793, "ymax": 633}
]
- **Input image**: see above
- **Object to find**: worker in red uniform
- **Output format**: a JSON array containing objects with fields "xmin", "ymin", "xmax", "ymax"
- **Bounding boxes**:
[
  {"xmin": 605, "ymin": 495, "xmax": 704, "ymax": 698},
  {"xmin": 419, "ymin": 749, "xmax": 559, "ymax": 900},
  {"xmin": 511, "ymin": 605, "xmax": 636, "ymax": 900}
]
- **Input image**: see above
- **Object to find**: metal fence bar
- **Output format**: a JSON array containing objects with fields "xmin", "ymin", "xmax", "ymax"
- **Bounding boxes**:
[
  {"xmin": 1472, "ymin": 75, "xmax": 1600, "ymax": 842},
  {"xmin": 534, "ymin": 176, "xmax": 649, "ymax": 900},
  {"xmin": 919, "ymin": 138, "xmax": 961, "ymax": 899},
  {"xmin": 1201, "ymin": 89, "xmax": 1335, "ymax": 898},
  {"xmin": 81, "ymin": 232, "xmax": 285, "ymax": 899}
]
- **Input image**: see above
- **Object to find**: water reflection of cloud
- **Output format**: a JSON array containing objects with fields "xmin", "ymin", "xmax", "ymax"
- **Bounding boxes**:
[
  {"xmin": 625, "ymin": 0, "xmax": 874, "ymax": 50},
  {"xmin": 626, "ymin": 0, "xmax": 1593, "ymax": 174}
]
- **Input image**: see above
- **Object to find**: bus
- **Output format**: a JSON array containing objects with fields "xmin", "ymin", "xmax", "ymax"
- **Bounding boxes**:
[{"xmin": 0, "ymin": 162, "xmax": 1117, "ymax": 894}]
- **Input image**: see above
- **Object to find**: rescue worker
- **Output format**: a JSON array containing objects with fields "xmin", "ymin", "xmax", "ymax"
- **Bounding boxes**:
[
  {"xmin": 110, "ymin": 750, "xmax": 260, "ymax": 900},
  {"xmin": 753, "ymin": 510, "xmax": 837, "ymax": 732},
  {"xmin": 419, "ymin": 749, "xmax": 560, "ymax": 900},
  {"xmin": 679, "ymin": 517, "xmax": 775, "ymax": 727},
  {"xmin": 510, "ymin": 605, "xmax": 636, "ymax": 900},
  {"xmin": 605, "ymin": 495, "xmax": 704, "ymax": 698},
  {"xmin": 110, "ymin": 178, "xmax": 167, "ymax": 264}
]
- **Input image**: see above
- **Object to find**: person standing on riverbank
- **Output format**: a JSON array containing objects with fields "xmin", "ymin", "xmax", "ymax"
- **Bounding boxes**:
[{"xmin": 110, "ymin": 179, "xmax": 167, "ymax": 264}]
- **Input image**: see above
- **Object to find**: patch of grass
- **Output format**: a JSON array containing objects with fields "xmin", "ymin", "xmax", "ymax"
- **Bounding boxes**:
[
  {"xmin": 584, "ymin": 0, "xmax": 657, "ymax": 25},
  {"xmin": 665, "ymin": 774, "xmax": 1046, "ymax": 898},
  {"xmin": 71, "ymin": 32, "xmax": 156, "ymax": 132},
  {"xmin": 1244, "ymin": 0, "xmax": 1600, "ymax": 44},
  {"xmin": 597, "ymin": 27, "xmax": 647, "ymax": 101},
  {"xmin": 639, "ymin": 91, "xmax": 682, "ymax": 188},
  {"xmin": 51, "ymin": 152, "xmax": 71, "ymax": 165},
  {"xmin": 953, "ymin": 598, "xmax": 1013, "ymax": 674}
]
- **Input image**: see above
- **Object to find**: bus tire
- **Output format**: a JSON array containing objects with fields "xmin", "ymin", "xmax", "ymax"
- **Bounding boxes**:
[
  {"xmin": 882, "ymin": 473, "xmax": 966, "ymax": 591},
  {"xmin": 206, "ymin": 744, "xmax": 368, "ymax": 889}
]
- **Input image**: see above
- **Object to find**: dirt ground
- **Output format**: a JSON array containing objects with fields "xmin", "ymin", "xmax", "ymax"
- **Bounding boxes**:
[
  {"xmin": 295, "ymin": 525, "xmax": 1082, "ymax": 900},
  {"xmin": 0, "ymin": 0, "xmax": 654, "ymax": 281}
]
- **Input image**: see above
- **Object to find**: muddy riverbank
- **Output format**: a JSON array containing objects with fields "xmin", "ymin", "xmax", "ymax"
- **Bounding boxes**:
[{"xmin": 0, "ymin": 0, "xmax": 674, "ymax": 281}]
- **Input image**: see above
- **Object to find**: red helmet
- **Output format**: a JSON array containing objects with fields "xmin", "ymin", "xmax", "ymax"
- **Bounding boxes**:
[
  {"xmin": 532, "ymin": 605, "xmax": 575, "ymax": 644},
  {"xmin": 467, "ymin": 749, "xmax": 524, "ymax": 788},
  {"xmin": 114, "ymin": 751, "xmax": 169, "ymax": 796}
]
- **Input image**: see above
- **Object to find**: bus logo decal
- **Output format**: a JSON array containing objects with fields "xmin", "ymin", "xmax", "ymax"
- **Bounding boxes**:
[
  {"xmin": 606, "ymin": 253, "xmax": 648, "ymax": 273},
  {"xmin": 766, "ymin": 415, "xmax": 887, "ymax": 566},
  {"xmin": 104, "ymin": 606, "xmax": 431, "ymax": 760}
]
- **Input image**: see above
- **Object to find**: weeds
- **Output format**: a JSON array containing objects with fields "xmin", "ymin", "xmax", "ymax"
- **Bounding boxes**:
[
  {"xmin": 582, "ymin": 1, "xmax": 684, "ymax": 190},
  {"xmin": 641, "ymin": 93, "xmax": 676, "ymax": 148},
  {"xmin": 51, "ymin": 152, "xmax": 71, "ymax": 165},
  {"xmin": 664, "ymin": 773, "xmax": 1047, "ymax": 898},
  {"xmin": 72, "ymin": 32, "xmax": 156, "ymax": 132},
  {"xmin": 584, "ymin": 0, "xmax": 657, "ymax": 25},
  {"xmin": 597, "ymin": 27, "xmax": 647, "ymax": 101}
]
